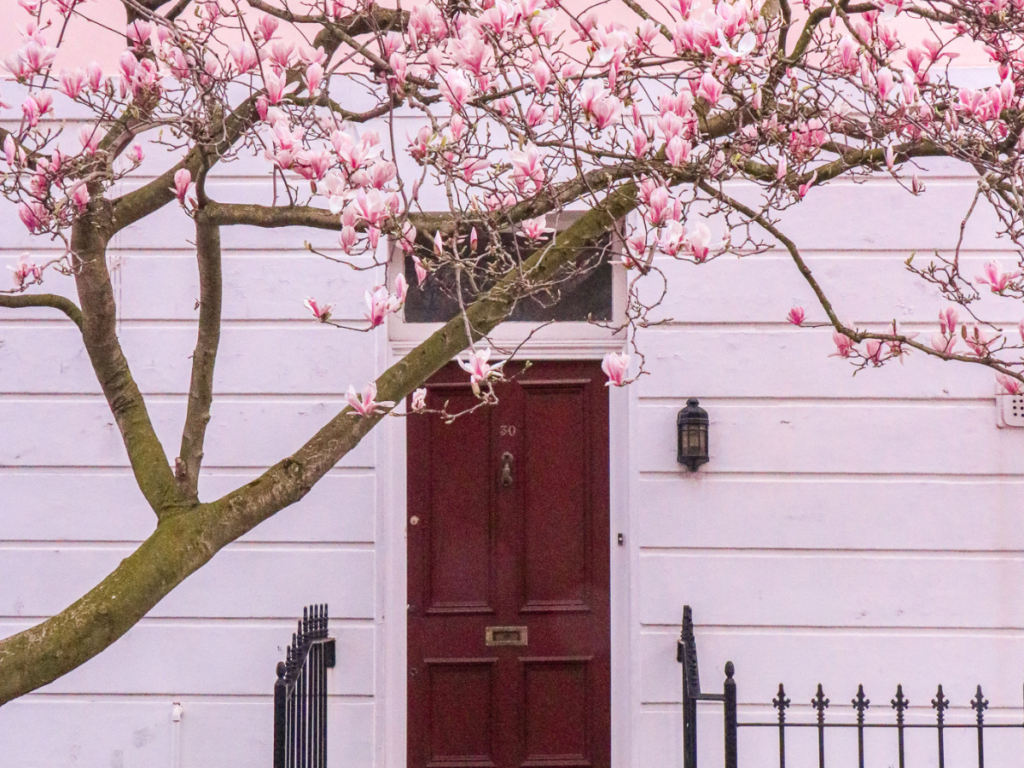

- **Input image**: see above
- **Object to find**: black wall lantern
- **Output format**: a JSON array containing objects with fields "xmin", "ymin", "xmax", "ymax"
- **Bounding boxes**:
[{"xmin": 677, "ymin": 398, "xmax": 709, "ymax": 471}]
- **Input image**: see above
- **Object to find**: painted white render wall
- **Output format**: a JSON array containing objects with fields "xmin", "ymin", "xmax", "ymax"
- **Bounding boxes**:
[
  {"xmin": 4, "ymin": 126, "xmax": 1024, "ymax": 768},
  {"xmin": 631, "ymin": 163, "xmax": 1024, "ymax": 767},
  {"xmin": 0, "ymin": 183, "xmax": 382, "ymax": 766}
]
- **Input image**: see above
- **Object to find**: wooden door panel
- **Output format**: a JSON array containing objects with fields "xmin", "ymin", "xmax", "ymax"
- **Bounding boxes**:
[
  {"xmin": 409, "ymin": 361, "xmax": 610, "ymax": 768},
  {"xmin": 424, "ymin": 659, "xmax": 498, "ymax": 768},
  {"xmin": 521, "ymin": 657, "xmax": 592, "ymax": 767},
  {"xmin": 520, "ymin": 383, "xmax": 590, "ymax": 612},
  {"xmin": 424, "ymin": 386, "xmax": 496, "ymax": 615}
]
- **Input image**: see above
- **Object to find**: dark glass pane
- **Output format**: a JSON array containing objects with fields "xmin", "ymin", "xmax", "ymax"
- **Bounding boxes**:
[{"xmin": 404, "ymin": 230, "xmax": 613, "ymax": 323}]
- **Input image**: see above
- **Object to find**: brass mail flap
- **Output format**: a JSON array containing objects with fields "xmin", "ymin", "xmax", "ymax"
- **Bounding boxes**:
[{"xmin": 485, "ymin": 626, "xmax": 528, "ymax": 646}]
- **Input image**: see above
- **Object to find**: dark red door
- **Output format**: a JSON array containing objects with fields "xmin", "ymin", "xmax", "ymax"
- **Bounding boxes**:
[{"xmin": 407, "ymin": 360, "xmax": 611, "ymax": 768}]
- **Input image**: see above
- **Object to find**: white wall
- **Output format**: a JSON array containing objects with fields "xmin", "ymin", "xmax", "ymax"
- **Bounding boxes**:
[
  {"xmin": 0, "ymin": 184, "xmax": 381, "ymax": 767},
  {"xmin": 631, "ymin": 162, "xmax": 1024, "ymax": 767},
  {"xmin": 4, "ymin": 140, "xmax": 1024, "ymax": 768}
]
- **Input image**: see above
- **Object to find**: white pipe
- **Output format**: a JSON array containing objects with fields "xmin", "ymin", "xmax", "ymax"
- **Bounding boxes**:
[{"xmin": 170, "ymin": 702, "xmax": 184, "ymax": 768}]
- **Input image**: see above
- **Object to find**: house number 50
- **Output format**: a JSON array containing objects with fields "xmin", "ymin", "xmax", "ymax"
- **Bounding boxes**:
[{"xmin": 500, "ymin": 425, "xmax": 517, "ymax": 437}]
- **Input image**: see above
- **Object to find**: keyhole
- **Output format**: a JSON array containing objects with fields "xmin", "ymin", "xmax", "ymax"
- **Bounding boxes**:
[{"xmin": 500, "ymin": 452, "xmax": 514, "ymax": 488}]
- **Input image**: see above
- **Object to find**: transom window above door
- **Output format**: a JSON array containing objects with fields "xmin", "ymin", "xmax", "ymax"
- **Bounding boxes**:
[{"xmin": 402, "ymin": 229, "xmax": 615, "ymax": 324}]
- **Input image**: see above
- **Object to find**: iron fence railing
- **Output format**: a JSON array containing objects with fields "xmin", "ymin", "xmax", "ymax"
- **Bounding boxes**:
[
  {"xmin": 678, "ymin": 605, "xmax": 1023, "ymax": 768},
  {"xmin": 274, "ymin": 604, "xmax": 336, "ymax": 768}
]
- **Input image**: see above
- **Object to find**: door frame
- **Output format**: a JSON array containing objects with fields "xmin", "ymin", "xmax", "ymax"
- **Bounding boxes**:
[
  {"xmin": 376, "ymin": 224, "xmax": 636, "ymax": 765},
  {"xmin": 379, "ymin": 341, "xmax": 633, "ymax": 768}
]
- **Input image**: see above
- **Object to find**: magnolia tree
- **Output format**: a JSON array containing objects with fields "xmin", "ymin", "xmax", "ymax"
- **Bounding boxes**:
[{"xmin": 2, "ymin": 0, "xmax": 1024, "ymax": 703}]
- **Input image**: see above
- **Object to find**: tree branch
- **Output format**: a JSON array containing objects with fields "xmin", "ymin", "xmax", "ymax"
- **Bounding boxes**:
[
  {"xmin": 176, "ymin": 214, "xmax": 222, "ymax": 502},
  {"xmin": 71, "ymin": 214, "xmax": 181, "ymax": 516},
  {"xmin": 0, "ymin": 181, "xmax": 639, "ymax": 706},
  {"xmin": 0, "ymin": 294, "xmax": 83, "ymax": 329}
]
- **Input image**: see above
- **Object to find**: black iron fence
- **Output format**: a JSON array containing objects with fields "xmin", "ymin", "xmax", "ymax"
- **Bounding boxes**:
[
  {"xmin": 274, "ymin": 604, "xmax": 336, "ymax": 768},
  {"xmin": 678, "ymin": 605, "xmax": 1023, "ymax": 768}
]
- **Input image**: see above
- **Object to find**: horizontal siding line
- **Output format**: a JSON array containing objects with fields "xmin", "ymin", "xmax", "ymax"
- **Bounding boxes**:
[
  {"xmin": 637, "ymin": 397, "xmax": 993, "ymax": 407},
  {"xmin": 638, "ymin": 546, "xmax": 1024, "ymax": 557},
  {"xmin": 634, "ymin": 472, "xmax": 1024, "ymax": 484},
  {"xmin": 107, "ymin": 173, "xmax": 998, "ymax": 187},
  {"xmin": 637, "ymin": 322, "xmax": 1024, "ymax": 331},
  {"xmin": 0, "ymin": 248, "xmax": 360, "ymax": 257},
  {"xmin": 0, "ymin": 465, "xmax": 373, "ymax": 476},
  {"xmin": 652, "ymin": 248, "xmax": 1022, "ymax": 258},
  {"xmin": 4, "ymin": 247, "xmax": 1023, "ymax": 257},
  {"xmin": 19, "ymin": 692, "xmax": 375, "ymax": 702},
  {"xmin": 0, "ymin": 463, "xmax": 376, "ymax": 472},
  {"xmin": 640, "ymin": 625, "xmax": 1024, "ymax": 636},
  {"xmin": 0, "ymin": 541, "xmax": 375, "ymax": 551},
  {"xmin": 2, "ymin": 393, "xmax": 994, "ymax": 404},
  {"xmin": 0, "ymin": 394, "xmax": 373, "ymax": 402},
  {"xmin": 0, "ymin": 392, "xmax": 379, "ymax": 400},
  {"xmin": 0, "ymin": 318, "xmax": 367, "ymax": 327},
  {"xmin": 639, "ymin": 469, "xmax": 1024, "ymax": 480},
  {"xmin": 1, "ymin": 616, "xmax": 376, "ymax": 627}
]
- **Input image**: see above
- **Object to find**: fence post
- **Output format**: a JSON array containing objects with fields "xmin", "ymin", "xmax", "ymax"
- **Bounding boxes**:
[
  {"xmin": 724, "ymin": 662, "xmax": 738, "ymax": 768},
  {"xmin": 773, "ymin": 684, "xmax": 790, "ymax": 768},
  {"xmin": 972, "ymin": 685, "xmax": 989, "ymax": 768},
  {"xmin": 274, "ymin": 661, "xmax": 287, "ymax": 768},
  {"xmin": 679, "ymin": 607, "xmax": 698, "ymax": 768}
]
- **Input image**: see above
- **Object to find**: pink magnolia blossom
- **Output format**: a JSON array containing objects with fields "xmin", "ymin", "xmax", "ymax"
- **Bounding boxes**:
[
  {"xmin": 686, "ymin": 222, "xmax": 712, "ymax": 262},
  {"xmin": 997, "ymin": 373, "xmax": 1024, "ymax": 395},
  {"xmin": 938, "ymin": 307, "xmax": 959, "ymax": 336},
  {"xmin": 78, "ymin": 125, "xmax": 103, "ymax": 155},
  {"xmin": 666, "ymin": 136, "xmax": 691, "ymax": 166},
  {"xmin": 383, "ymin": 52, "xmax": 406, "ymax": 86},
  {"xmin": 59, "ymin": 67, "xmax": 86, "ymax": 98},
  {"xmin": 876, "ymin": 69, "xmax": 896, "ymax": 101},
  {"xmin": 411, "ymin": 388, "xmax": 427, "ymax": 412},
  {"xmin": 601, "ymin": 352, "xmax": 630, "ymax": 387},
  {"xmin": 964, "ymin": 326, "xmax": 997, "ymax": 357},
  {"xmin": 441, "ymin": 69, "xmax": 473, "ymax": 111},
  {"xmin": 173, "ymin": 169, "xmax": 192, "ymax": 206},
  {"xmin": 265, "ymin": 71, "xmax": 286, "ymax": 105},
  {"xmin": 711, "ymin": 30, "xmax": 755, "ymax": 65},
  {"xmin": 787, "ymin": 307, "xmax": 805, "ymax": 326},
  {"xmin": 256, "ymin": 14, "xmax": 280, "ymax": 42},
  {"xmin": 644, "ymin": 186, "xmax": 676, "ymax": 227},
  {"xmin": 798, "ymin": 171, "xmax": 818, "ymax": 200},
  {"xmin": 462, "ymin": 158, "xmax": 491, "ymax": 181},
  {"xmin": 365, "ymin": 281, "xmax": 405, "ymax": 328},
  {"xmin": 510, "ymin": 144, "xmax": 545, "ymax": 193},
  {"xmin": 347, "ymin": 383, "xmax": 393, "ymax": 417},
  {"xmin": 864, "ymin": 339, "xmax": 884, "ymax": 364},
  {"xmin": 696, "ymin": 73, "xmax": 723, "ymax": 106},
  {"xmin": 458, "ymin": 347, "xmax": 505, "ymax": 386},
  {"xmin": 832, "ymin": 331, "xmax": 855, "ymax": 357},
  {"xmin": 532, "ymin": 60, "xmax": 552, "ymax": 93},
  {"xmin": 930, "ymin": 332, "xmax": 957, "ymax": 356},
  {"xmin": 520, "ymin": 216, "xmax": 549, "ymax": 240},
  {"xmin": 86, "ymin": 61, "xmax": 103, "ymax": 91},
  {"xmin": 70, "ymin": 182, "xmax": 90, "ymax": 211},
  {"xmin": 776, "ymin": 155, "xmax": 787, "ymax": 180},
  {"xmin": 393, "ymin": 273, "xmax": 408, "ymax": 305},
  {"xmin": 412, "ymin": 255, "xmax": 428, "ymax": 285},
  {"xmin": 229, "ymin": 43, "xmax": 259, "ymax": 74},
  {"xmin": 18, "ymin": 202, "xmax": 47, "ymax": 233},
  {"xmin": 976, "ymin": 261, "xmax": 1020, "ymax": 293},
  {"xmin": 304, "ymin": 297, "xmax": 334, "ymax": 322},
  {"xmin": 304, "ymin": 62, "xmax": 324, "ymax": 94},
  {"xmin": 9, "ymin": 254, "xmax": 42, "ymax": 287}
]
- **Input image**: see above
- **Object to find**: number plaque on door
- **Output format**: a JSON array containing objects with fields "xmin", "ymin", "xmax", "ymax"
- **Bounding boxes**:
[{"xmin": 485, "ymin": 626, "xmax": 528, "ymax": 646}]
